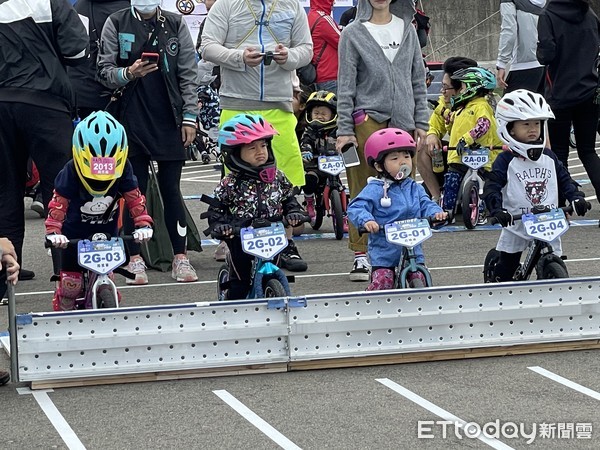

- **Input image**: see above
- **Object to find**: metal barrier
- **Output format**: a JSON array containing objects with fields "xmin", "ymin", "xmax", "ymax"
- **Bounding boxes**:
[{"xmin": 6, "ymin": 277, "xmax": 600, "ymax": 387}]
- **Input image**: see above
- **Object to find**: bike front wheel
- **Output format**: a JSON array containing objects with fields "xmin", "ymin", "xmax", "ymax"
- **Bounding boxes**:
[
  {"xmin": 97, "ymin": 285, "xmax": 117, "ymax": 308},
  {"xmin": 462, "ymin": 180, "xmax": 479, "ymax": 230},
  {"xmin": 536, "ymin": 256, "xmax": 569, "ymax": 280},
  {"xmin": 483, "ymin": 248, "xmax": 501, "ymax": 283},
  {"xmin": 330, "ymin": 189, "xmax": 345, "ymax": 240},
  {"xmin": 263, "ymin": 278, "xmax": 286, "ymax": 298}
]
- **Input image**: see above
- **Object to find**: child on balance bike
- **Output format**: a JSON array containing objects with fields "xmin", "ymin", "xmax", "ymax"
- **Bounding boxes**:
[
  {"xmin": 347, "ymin": 128, "xmax": 447, "ymax": 291},
  {"xmin": 45, "ymin": 111, "xmax": 153, "ymax": 311}
]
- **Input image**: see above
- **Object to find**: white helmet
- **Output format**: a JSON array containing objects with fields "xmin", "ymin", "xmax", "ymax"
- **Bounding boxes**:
[{"xmin": 495, "ymin": 89, "xmax": 555, "ymax": 161}]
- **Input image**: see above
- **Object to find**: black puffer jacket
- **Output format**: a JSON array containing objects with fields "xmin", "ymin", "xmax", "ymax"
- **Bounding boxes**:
[
  {"xmin": 68, "ymin": 0, "xmax": 131, "ymax": 112},
  {"xmin": 537, "ymin": 0, "xmax": 600, "ymax": 108}
]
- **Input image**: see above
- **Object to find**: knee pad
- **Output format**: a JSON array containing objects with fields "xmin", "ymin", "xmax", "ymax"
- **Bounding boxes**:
[
  {"xmin": 52, "ymin": 271, "xmax": 83, "ymax": 311},
  {"xmin": 367, "ymin": 268, "xmax": 395, "ymax": 291}
]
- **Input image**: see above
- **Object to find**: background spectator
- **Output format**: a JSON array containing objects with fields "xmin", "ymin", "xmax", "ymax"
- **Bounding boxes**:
[
  {"xmin": 98, "ymin": 1, "xmax": 200, "ymax": 283},
  {"xmin": 537, "ymin": 0, "xmax": 600, "ymax": 203},
  {"xmin": 0, "ymin": 0, "xmax": 89, "ymax": 298},
  {"xmin": 68, "ymin": 0, "xmax": 131, "ymax": 119},
  {"xmin": 308, "ymin": 0, "xmax": 341, "ymax": 94},
  {"xmin": 496, "ymin": 0, "xmax": 546, "ymax": 94},
  {"xmin": 336, "ymin": 0, "xmax": 429, "ymax": 281}
]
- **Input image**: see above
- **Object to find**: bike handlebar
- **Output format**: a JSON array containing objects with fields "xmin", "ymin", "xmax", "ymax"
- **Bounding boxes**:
[
  {"xmin": 489, "ymin": 203, "xmax": 592, "ymax": 225},
  {"xmin": 44, "ymin": 234, "xmax": 136, "ymax": 249},
  {"xmin": 211, "ymin": 215, "xmax": 311, "ymax": 240},
  {"xmin": 441, "ymin": 145, "xmax": 508, "ymax": 152},
  {"xmin": 358, "ymin": 216, "xmax": 447, "ymax": 236}
]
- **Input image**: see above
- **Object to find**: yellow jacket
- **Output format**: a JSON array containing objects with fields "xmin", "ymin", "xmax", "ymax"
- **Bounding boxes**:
[
  {"xmin": 448, "ymin": 96, "xmax": 503, "ymax": 170},
  {"xmin": 428, "ymin": 95, "xmax": 454, "ymax": 139}
]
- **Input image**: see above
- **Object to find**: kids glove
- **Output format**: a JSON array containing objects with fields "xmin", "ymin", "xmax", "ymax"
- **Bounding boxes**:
[
  {"xmin": 456, "ymin": 138, "xmax": 468, "ymax": 156},
  {"xmin": 133, "ymin": 227, "xmax": 153, "ymax": 243},
  {"xmin": 285, "ymin": 212, "xmax": 305, "ymax": 225},
  {"xmin": 493, "ymin": 209, "xmax": 514, "ymax": 227},
  {"xmin": 46, "ymin": 233, "xmax": 69, "ymax": 249},
  {"xmin": 213, "ymin": 224, "xmax": 233, "ymax": 238},
  {"xmin": 570, "ymin": 198, "xmax": 588, "ymax": 216}
]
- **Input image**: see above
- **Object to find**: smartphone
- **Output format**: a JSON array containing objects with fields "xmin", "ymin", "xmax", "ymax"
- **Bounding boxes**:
[
  {"xmin": 141, "ymin": 52, "xmax": 159, "ymax": 64},
  {"xmin": 341, "ymin": 143, "xmax": 361, "ymax": 168},
  {"xmin": 257, "ymin": 52, "xmax": 282, "ymax": 56}
]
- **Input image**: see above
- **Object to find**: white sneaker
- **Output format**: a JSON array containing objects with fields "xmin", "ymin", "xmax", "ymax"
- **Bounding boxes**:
[
  {"xmin": 125, "ymin": 256, "xmax": 148, "ymax": 285},
  {"xmin": 172, "ymin": 255, "xmax": 198, "ymax": 282},
  {"xmin": 349, "ymin": 256, "xmax": 371, "ymax": 282}
]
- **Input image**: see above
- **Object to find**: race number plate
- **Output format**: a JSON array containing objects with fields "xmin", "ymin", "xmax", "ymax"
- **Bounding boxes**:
[
  {"xmin": 78, "ymin": 238, "xmax": 126, "ymax": 275},
  {"xmin": 241, "ymin": 222, "xmax": 287, "ymax": 260},
  {"xmin": 385, "ymin": 219, "xmax": 432, "ymax": 248},
  {"xmin": 461, "ymin": 148, "xmax": 489, "ymax": 170},
  {"xmin": 522, "ymin": 209, "xmax": 568, "ymax": 242},
  {"xmin": 318, "ymin": 155, "xmax": 345, "ymax": 176}
]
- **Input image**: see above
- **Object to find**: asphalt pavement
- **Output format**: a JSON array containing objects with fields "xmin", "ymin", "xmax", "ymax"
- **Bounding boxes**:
[{"xmin": 1, "ymin": 153, "xmax": 599, "ymax": 449}]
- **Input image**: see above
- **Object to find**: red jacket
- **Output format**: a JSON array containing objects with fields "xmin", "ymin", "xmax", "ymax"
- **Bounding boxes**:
[{"xmin": 307, "ymin": 0, "xmax": 340, "ymax": 83}]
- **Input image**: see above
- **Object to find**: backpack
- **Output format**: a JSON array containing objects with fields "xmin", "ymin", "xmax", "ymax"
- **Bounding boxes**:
[{"xmin": 297, "ymin": 14, "xmax": 328, "ymax": 86}]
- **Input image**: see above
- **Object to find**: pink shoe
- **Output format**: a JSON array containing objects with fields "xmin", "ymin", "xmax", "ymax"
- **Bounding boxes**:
[
  {"xmin": 343, "ymin": 215, "xmax": 349, "ymax": 233},
  {"xmin": 305, "ymin": 195, "xmax": 316, "ymax": 224}
]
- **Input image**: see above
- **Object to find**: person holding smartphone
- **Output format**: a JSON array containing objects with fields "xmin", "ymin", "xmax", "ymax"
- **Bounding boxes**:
[
  {"xmin": 98, "ymin": 0, "xmax": 201, "ymax": 283},
  {"xmin": 336, "ymin": 0, "xmax": 429, "ymax": 282}
]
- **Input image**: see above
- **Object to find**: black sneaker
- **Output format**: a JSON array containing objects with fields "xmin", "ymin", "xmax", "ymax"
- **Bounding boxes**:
[
  {"xmin": 18, "ymin": 269, "xmax": 35, "ymax": 281},
  {"xmin": 279, "ymin": 240, "xmax": 308, "ymax": 272},
  {"xmin": 0, "ymin": 370, "xmax": 9, "ymax": 386}
]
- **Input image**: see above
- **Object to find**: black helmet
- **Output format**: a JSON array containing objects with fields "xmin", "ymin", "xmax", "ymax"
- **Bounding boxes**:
[{"xmin": 305, "ymin": 90, "xmax": 337, "ymax": 131}]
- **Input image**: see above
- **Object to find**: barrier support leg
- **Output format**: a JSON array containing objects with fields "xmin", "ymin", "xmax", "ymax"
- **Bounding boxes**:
[{"xmin": 7, "ymin": 283, "xmax": 18, "ymax": 383}]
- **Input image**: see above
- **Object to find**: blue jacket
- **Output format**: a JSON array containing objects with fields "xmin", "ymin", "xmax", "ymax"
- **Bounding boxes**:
[{"xmin": 347, "ymin": 177, "xmax": 442, "ymax": 267}]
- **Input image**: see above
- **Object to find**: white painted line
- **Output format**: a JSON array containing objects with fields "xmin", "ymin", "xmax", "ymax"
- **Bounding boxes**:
[
  {"xmin": 528, "ymin": 366, "xmax": 600, "ymax": 401},
  {"xmin": 213, "ymin": 389, "xmax": 301, "ymax": 450},
  {"xmin": 376, "ymin": 378, "xmax": 514, "ymax": 450},
  {"xmin": 18, "ymin": 388, "xmax": 86, "ymax": 450},
  {"xmin": 181, "ymin": 169, "xmax": 220, "ymax": 176},
  {"xmin": 584, "ymin": 195, "xmax": 597, "ymax": 201}
]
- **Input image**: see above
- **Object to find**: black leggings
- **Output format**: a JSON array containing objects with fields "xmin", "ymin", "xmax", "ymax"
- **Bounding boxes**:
[
  {"xmin": 494, "ymin": 251, "xmax": 522, "ymax": 282},
  {"xmin": 302, "ymin": 170, "xmax": 326, "ymax": 196},
  {"xmin": 124, "ymin": 156, "xmax": 187, "ymax": 255},
  {"xmin": 548, "ymin": 97, "xmax": 600, "ymax": 200}
]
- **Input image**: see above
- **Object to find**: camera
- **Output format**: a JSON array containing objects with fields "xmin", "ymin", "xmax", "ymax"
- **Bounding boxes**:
[{"xmin": 263, "ymin": 50, "xmax": 274, "ymax": 66}]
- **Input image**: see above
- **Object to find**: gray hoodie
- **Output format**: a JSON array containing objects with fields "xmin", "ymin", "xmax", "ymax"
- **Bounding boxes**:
[{"xmin": 336, "ymin": 0, "xmax": 429, "ymax": 136}]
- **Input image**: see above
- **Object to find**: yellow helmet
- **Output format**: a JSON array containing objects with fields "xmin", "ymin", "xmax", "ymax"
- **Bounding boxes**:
[
  {"xmin": 72, "ymin": 111, "xmax": 128, "ymax": 196},
  {"xmin": 305, "ymin": 90, "xmax": 337, "ymax": 131}
]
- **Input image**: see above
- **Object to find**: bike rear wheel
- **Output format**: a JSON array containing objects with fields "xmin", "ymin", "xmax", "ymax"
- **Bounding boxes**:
[
  {"xmin": 263, "ymin": 278, "xmax": 286, "ymax": 298},
  {"xmin": 483, "ymin": 248, "xmax": 501, "ymax": 283},
  {"xmin": 462, "ymin": 180, "xmax": 479, "ymax": 230},
  {"xmin": 536, "ymin": 256, "xmax": 569, "ymax": 280},
  {"xmin": 330, "ymin": 189, "xmax": 344, "ymax": 240},
  {"xmin": 217, "ymin": 264, "xmax": 230, "ymax": 301}
]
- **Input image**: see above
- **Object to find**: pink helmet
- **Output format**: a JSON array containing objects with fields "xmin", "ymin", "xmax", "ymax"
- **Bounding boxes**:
[{"xmin": 364, "ymin": 128, "xmax": 416, "ymax": 168}]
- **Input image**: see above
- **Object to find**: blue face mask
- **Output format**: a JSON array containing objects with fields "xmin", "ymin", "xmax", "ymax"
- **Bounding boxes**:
[{"xmin": 132, "ymin": 0, "xmax": 161, "ymax": 14}]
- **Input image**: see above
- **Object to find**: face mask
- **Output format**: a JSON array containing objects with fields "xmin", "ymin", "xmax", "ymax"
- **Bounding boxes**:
[{"xmin": 132, "ymin": 0, "xmax": 161, "ymax": 14}]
